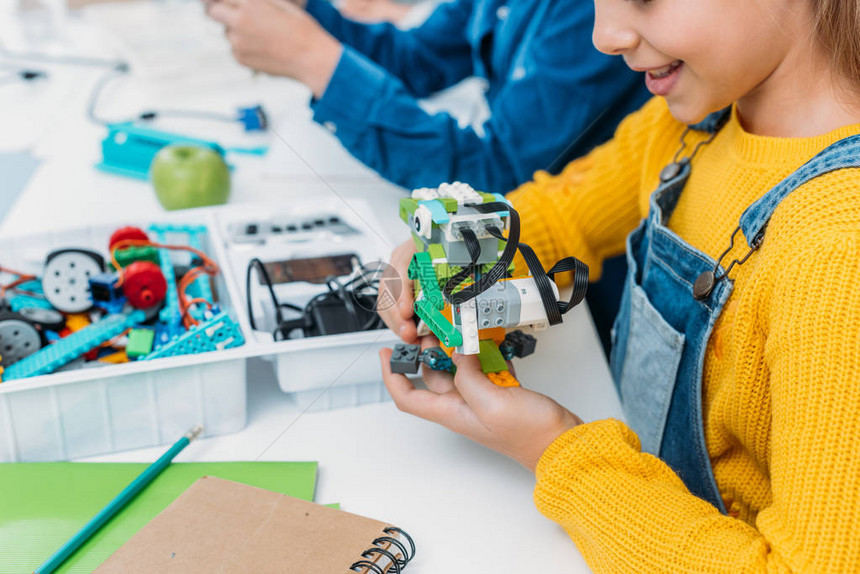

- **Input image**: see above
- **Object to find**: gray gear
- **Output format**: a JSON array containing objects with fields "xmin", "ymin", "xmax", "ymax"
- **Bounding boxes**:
[
  {"xmin": 42, "ymin": 250, "xmax": 103, "ymax": 313},
  {"xmin": 18, "ymin": 307, "xmax": 65, "ymax": 331},
  {"xmin": 0, "ymin": 317, "xmax": 42, "ymax": 367}
]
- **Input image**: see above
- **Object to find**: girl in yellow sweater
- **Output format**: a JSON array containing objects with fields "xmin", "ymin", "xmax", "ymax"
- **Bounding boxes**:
[{"xmin": 378, "ymin": 0, "xmax": 860, "ymax": 570}]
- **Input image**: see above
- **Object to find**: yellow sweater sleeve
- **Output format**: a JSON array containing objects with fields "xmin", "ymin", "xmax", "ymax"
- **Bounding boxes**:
[
  {"xmin": 505, "ymin": 97, "xmax": 675, "ymax": 282},
  {"xmin": 533, "ymin": 218, "xmax": 860, "ymax": 571}
]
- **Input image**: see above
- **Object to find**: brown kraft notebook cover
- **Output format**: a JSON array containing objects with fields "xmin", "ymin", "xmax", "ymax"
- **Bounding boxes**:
[{"xmin": 95, "ymin": 476, "xmax": 414, "ymax": 573}]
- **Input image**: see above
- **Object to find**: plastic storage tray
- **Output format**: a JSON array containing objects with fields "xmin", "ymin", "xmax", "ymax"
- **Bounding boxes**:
[
  {"xmin": 0, "ymin": 200, "xmax": 401, "ymax": 461},
  {"xmin": 0, "ymin": 215, "xmax": 251, "ymax": 462},
  {"xmin": 209, "ymin": 200, "xmax": 400, "ymax": 413}
]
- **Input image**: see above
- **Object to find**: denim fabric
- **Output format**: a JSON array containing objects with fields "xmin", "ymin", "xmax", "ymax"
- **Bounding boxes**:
[
  {"xmin": 616, "ymin": 284, "xmax": 685, "ymax": 454},
  {"xmin": 610, "ymin": 158, "xmax": 734, "ymax": 511},
  {"xmin": 306, "ymin": 0, "xmax": 650, "ymax": 193},
  {"xmin": 739, "ymin": 135, "xmax": 860, "ymax": 243},
  {"xmin": 611, "ymin": 115, "xmax": 860, "ymax": 511}
]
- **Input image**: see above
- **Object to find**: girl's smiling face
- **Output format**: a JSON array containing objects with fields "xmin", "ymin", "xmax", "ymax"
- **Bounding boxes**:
[{"xmin": 591, "ymin": 0, "xmax": 810, "ymax": 125}]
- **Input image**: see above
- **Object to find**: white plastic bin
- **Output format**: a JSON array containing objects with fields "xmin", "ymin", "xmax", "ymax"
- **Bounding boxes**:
[
  {"xmin": 253, "ymin": 330, "xmax": 400, "ymax": 413},
  {"xmin": 0, "ymin": 201, "xmax": 403, "ymax": 462},
  {"xmin": 210, "ymin": 200, "xmax": 402, "ymax": 410},
  {"xmin": 0, "ymin": 215, "xmax": 249, "ymax": 462},
  {"xmin": 0, "ymin": 351, "xmax": 248, "ymax": 462}
]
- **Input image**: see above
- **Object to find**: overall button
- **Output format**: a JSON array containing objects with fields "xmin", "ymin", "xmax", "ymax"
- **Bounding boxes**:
[
  {"xmin": 496, "ymin": 5, "xmax": 509, "ymax": 20},
  {"xmin": 323, "ymin": 121, "xmax": 337, "ymax": 134},
  {"xmin": 660, "ymin": 162, "xmax": 682, "ymax": 182},
  {"xmin": 693, "ymin": 271, "xmax": 716, "ymax": 300}
]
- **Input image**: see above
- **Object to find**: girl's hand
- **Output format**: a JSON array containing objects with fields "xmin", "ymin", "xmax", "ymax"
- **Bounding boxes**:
[
  {"xmin": 380, "ymin": 345, "xmax": 583, "ymax": 472},
  {"xmin": 377, "ymin": 239, "xmax": 418, "ymax": 344},
  {"xmin": 205, "ymin": 0, "xmax": 341, "ymax": 97}
]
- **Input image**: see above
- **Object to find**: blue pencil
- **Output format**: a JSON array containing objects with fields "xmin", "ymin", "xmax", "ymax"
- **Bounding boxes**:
[{"xmin": 35, "ymin": 425, "xmax": 205, "ymax": 574}]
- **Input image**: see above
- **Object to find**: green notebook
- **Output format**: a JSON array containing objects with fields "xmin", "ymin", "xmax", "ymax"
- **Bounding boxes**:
[{"xmin": 0, "ymin": 462, "xmax": 318, "ymax": 573}]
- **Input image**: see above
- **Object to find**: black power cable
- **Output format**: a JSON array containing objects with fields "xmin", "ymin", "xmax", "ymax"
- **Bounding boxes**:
[
  {"xmin": 485, "ymin": 222, "xmax": 589, "ymax": 326},
  {"xmin": 246, "ymin": 257, "xmax": 384, "ymax": 341},
  {"xmin": 246, "ymin": 257, "xmax": 286, "ymax": 331},
  {"xmin": 444, "ymin": 201, "xmax": 520, "ymax": 305},
  {"xmin": 439, "ymin": 200, "xmax": 589, "ymax": 326},
  {"xmin": 443, "ymin": 227, "xmax": 482, "ymax": 299}
]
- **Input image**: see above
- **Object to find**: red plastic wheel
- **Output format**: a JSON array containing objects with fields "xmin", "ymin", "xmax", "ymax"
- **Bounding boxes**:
[
  {"xmin": 123, "ymin": 261, "xmax": 167, "ymax": 309},
  {"xmin": 109, "ymin": 226, "xmax": 149, "ymax": 250}
]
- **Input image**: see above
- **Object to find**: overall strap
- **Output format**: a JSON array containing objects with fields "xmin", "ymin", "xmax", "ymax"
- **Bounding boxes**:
[
  {"xmin": 688, "ymin": 108, "xmax": 731, "ymax": 134},
  {"xmin": 651, "ymin": 107, "xmax": 732, "ymax": 224},
  {"xmin": 694, "ymin": 133, "xmax": 860, "ymax": 300},
  {"xmin": 739, "ymin": 134, "xmax": 860, "ymax": 246}
]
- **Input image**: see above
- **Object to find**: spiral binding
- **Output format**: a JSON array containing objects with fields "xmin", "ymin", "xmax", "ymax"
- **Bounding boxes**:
[{"xmin": 350, "ymin": 526, "xmax": 416, "ymax": 573}]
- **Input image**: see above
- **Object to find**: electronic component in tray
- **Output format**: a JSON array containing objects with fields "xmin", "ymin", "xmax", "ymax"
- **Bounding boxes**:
[{"xmin": 229, "ymin": 214, "xmax": 359, "ymax": 244}]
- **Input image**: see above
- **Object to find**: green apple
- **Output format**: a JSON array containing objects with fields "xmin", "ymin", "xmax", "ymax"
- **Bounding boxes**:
[{"xmin": 150, "ymin": 144, "xmax": 231, "ymax": 210}]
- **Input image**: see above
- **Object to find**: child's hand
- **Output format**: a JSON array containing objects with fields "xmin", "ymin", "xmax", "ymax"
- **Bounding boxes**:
[
  {"xmin": 205, "ymin": 0, "xmax": 341, "ymax": 97},
  {"xmin": 380, "ymin": 346, "xmax": 583, "ymax": 472},
  {"xmin": 377, "ymin": 239, "xmax": 418, "ymax": 344}
]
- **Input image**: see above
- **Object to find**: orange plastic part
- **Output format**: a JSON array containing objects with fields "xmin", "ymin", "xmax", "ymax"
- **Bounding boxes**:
[
  {"xmin": 487, "ymin": 371, "xmax": 519, "ymax": 387},
  {"xmin": 99, "ymin": 350, "xmax": 129, "ymax": 364},
  {"xmin": 65, "ymin": 313, "xmax": 91, "ymax": 332},
  {"xmin": 477, "ymin": 327, "xmax": 506, "ymax": 345}
]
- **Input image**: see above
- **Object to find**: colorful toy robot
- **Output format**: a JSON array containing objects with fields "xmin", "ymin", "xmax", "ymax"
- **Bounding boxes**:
[{"xmin": 391, "ymin": 182, "xmax": 589, "ymax": 387}]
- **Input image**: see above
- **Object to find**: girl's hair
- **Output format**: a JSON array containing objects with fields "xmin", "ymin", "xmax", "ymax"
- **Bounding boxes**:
[{"xmin": 813, "ymin": 0, "xmax": 860, "ymax": 89}]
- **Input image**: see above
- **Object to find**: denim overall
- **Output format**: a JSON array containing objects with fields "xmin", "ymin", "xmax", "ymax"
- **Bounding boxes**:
[{"xmin": 610, "ymin": 109, "xmax": 860, "ymax": 512}]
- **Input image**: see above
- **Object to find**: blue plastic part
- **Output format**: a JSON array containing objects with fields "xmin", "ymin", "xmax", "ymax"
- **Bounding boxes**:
[
  {"xmin": 224, "ymin": 146, "xmax": 269, "ymax": 156},
  {"xmin": 149, "ymin": 223, "xmax": 214, "ymax": 323},
  {"xmin": 421, "ymin": 347, "xmax": 453, "ymax": 371},
  {"xmin": 96, "ymin": 123, "xmax": 228, "ymax": 180},
  {"xmin": 7, "ymin": 279, "xmax": 49, "ymax": 311},
  {"xmin": 14, "ymin": 280, "xmax": 43, "ymax": 294},
  {"xmin": 419, "ymin": 199, "xmax": 450, "ymax": 224},
  {"xmin": 490, "ymin": 193, "xmax": 511, "ymax": 218},
  {"xmin": 146, "ymin": 225, "xmax": 183, "ymax": 327},
  {"xmin": 89, "ymin": 272, "xmax": 122, "ymax": 303},
  {"xmin": 9, "ymin": 294, "xmax": 53, "ymax": 312},
  {"xmin": 148, "ymin": 223, "xmax": 208, "ymax": 235},
  {"xmin": 3, "ymin": 311, "xmax": 145, "ymax": 380},
  {"xmin": 156, "ymin": 224, "xmax": 214, "ymax": 306},
  {"xmin": 93, "ymin": 296, "xmax": 127, "ymax": 316},
  {"xmin": 236, "ymin": 105, "xmax": 268, "ymax": 132},
  {"xmin": 153, "ymin": 322, "xmax": 184, "ymax": 351},
  {"xmin": 142, "ymin": 311, "xmax": 244, "ymax": 360}
]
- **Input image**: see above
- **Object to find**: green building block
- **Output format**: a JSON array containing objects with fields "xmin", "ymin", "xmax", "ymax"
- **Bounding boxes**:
[
  {"xmin": 479, "ymin": 192, "xmax": 496, "ymax": 203},
  {"xmin": 113, "ymin": 246, "xmax": 160, "ymax": 269},
  {"xmin": 414, "ymin": 299, "xmax": 463, "ymax": 348},
  {"xmin": 127, "ymin": 328, "xmax": 156, "ymax": 359},
  {"xmin": 440, "ymin": 197, "xmax": 459, "ymax": 212},
  {"xmin": 427, "ymin": 243, "xmax": 446, "ymax": 261},
  {"xmin": 409, "ymin": 252, "xmax": 444, "ymax": 308},
  {"xmin": 399, "ymin": 198, "xmax": 419, "ymax": 223},
  {"xmin": 478, "ymin": 339, "xmax": 508, "ymax": 374},
  {"xmin": 409, "ymin": 251, "xmax": 463, "ymax": 347},
  {"xmin": 480, "ymin": 260, "xmax": 517, "ymax": 276}
]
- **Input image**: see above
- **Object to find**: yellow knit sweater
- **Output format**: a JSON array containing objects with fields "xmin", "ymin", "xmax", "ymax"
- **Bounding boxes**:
[{"xmin": 507, "ymin": 97, "xmax": 860, "ymax": 572}]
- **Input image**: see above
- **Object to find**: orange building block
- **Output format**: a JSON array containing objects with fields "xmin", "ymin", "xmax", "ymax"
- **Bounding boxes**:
[{"xmin": 487, "ymin": 371, "xmax": 519, "ymax": 387}]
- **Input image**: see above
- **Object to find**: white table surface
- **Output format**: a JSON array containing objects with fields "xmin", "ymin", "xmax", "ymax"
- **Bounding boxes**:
[{"xmin": 0, "ymin": 2, "xmax": 624, "ymax": 571}]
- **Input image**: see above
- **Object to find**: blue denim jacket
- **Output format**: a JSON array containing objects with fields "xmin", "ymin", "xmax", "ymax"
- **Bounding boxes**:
[{"xmin": 307, "ymin": 0, "xmax": 650, "ymax": 193}]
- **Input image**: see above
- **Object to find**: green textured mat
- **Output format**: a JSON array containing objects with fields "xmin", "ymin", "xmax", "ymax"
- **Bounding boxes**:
[{"xmin": 0, "ymin": 461, "xmax": 318, "ymax": 573}]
